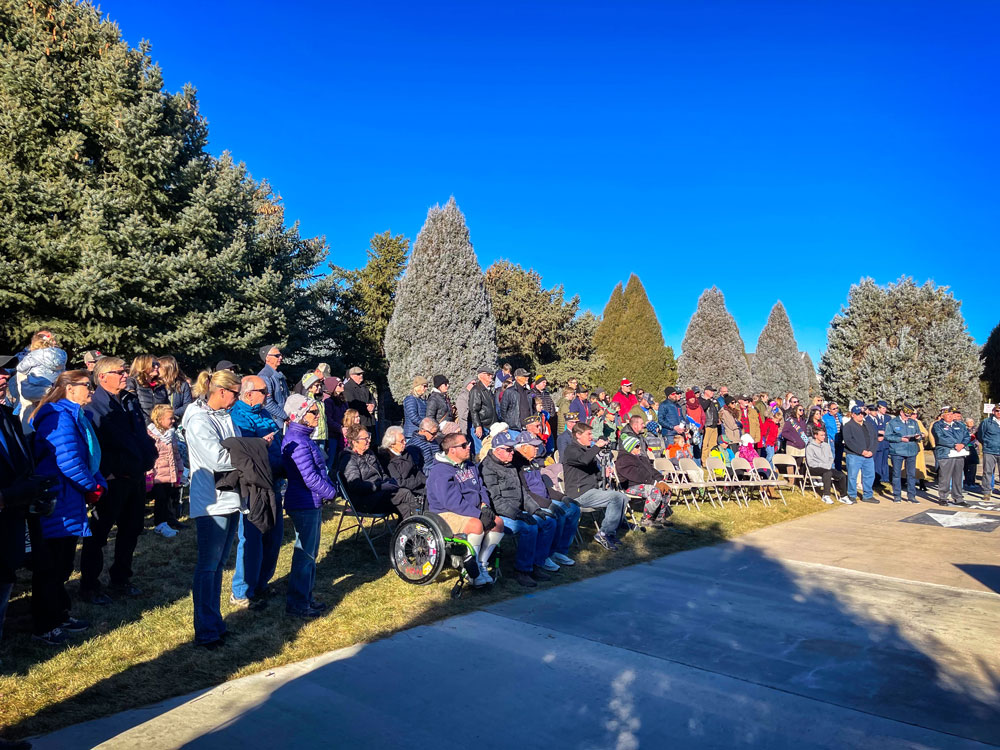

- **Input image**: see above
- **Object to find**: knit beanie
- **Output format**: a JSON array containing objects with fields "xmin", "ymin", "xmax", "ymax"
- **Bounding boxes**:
[
  {"xmin": 621, "ymin": 434, "xmax": 640, "ymax": 453},
  {"xmin": 433, "ymin": 374, "xmax": 449, "ymax": 389},
  {"xmin": 284, "ymin": 394, "xmax": 312, "ymax": 422},
  {"xmin": 259, "ymin": 344, "xmax": 276, "ymax": 363}
]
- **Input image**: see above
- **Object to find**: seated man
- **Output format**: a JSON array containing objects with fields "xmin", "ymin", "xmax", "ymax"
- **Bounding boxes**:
[
  {"xmin": 426, "ymin": 432, "xmax": 504, "ymax": 587},
  {"xmin": 405, "ymin": 417, "xmax": 439, "ymax": 470},
  {"xmin": 523, "ymin": 413, "xmax": 549, "ymax": 446},
  {"xmin": 339, "ymin": 424, "xmax": 418, "ymax": 518},
  {"xmin": 805, "ymin": 428, "xmax": 850, "ymax": 505},
  {"xmin": 562, "ymin": 422, "xmax": 628, "ymax": 551},
  {"xmin": 512, "ymin": 432, "xmax": 580, "ymax": 568},
  {"xmin": 377, "ymin": 425, "xmax": 426, "ymax": 501},
  {"xmin": 616, "ymin": 434, "xmax": 673, "ymax": 528},
  {"xmin": 480, "ymin": 431, "xmax": 558, "ymax": 588},
  {"xmin": 556, "ymin": 412, "xmax": 579, "ymax": 461}
]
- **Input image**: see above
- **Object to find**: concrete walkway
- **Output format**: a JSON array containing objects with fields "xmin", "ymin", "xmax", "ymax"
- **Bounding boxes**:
[{"xmin": 33, "ymin": 498, "xmax": 1000, "ymax": 749}]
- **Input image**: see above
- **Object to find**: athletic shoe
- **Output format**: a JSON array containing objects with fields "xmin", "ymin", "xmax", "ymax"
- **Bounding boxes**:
[
  {"xmin": 593, "ymin": 531, "xmax": 617, "ymax": 551},
  {"xmin": 167, "ymin": 519, "xmax": 191, "ymax": 530},
  {"xmin": 550, "ymin": 552, "xmax": 575, "ymax": 566},
  {"xmin": 229, "ymin": 594, "xmax": 250, "ymax": 610},
  {"xmin": 947, "ymin": 500, "xmax": 970, "ymax": 507},
  {"xmin": 860, "ymin": 497, "xmax": 879, "ymax": 504},
  {"xmin": 821, "ymin": 495, "xmax": 833, "ymax": 505},
  {"xmin": 154, "ymin": 522, "xmax": 177, "ymax": 538},
  {"xmin": 32, "ymin": 628, "xmax": 67, "ymax": 646},
  {"xmin": 308, "ymin": 600, "xmax": 328, "ymax": 612},
  {"xmin": 514, "ymin": 571, "xmax": 537, "ymax": 588},
  {"xmin": 79, "ymin": 590, "xmax": 112, "ymax": 606},
  {"xmin": 540, "ymin": 557, "xmax": 560, "ymax": 572},
  {"xmin": 60, "ymin": 617, "xmax": 90, "ymax": 633},
  {"xmin": 472, "ymin": 564, "xmax": 494, "ymax": 587},
  {"xmin": 891, "ymin": 498, "xmax": 901, "ymax": 503},
  {"xmin": 838, "ymin": 497, "xmax": 854, "ymax": 505},
  {"xmin": 531, "ymin": 567, "xmax": 552, "ymax": 582}
]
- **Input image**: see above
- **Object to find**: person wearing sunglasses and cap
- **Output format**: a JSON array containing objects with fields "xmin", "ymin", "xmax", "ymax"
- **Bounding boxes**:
[{"xmin": 257, "ymin": 345, "xmax": 289, "ymax": 426}]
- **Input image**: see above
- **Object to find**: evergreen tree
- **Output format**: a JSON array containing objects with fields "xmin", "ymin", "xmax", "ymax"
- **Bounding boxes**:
[
  {"xmin": 384, "ymin": 198, "xmax": 497, "ymax": 401},
  {"xmin": 751, "ymin": 302, "xmax": 809, "ymax": 397},
  {"xmin": 802, "ymin": 351, "xmax": 821, "ymax": 398},
  {"xmin": 982, "ymin": 322, "xmax": 1000, "ymax": 402},
  {"xmin": 677, "ymin": 287, "xmax": 751, "ymax": 393},
  {"xmin": 0, "ymin": 2, "xmax": 330, "ymax": 370},
  {"xmin": 820, "ymin": 277, "xmax": 982, "ymax": 415},
  {"xmin": 593, "ymin": 274, "xmax": 676, "ymax": 395}
]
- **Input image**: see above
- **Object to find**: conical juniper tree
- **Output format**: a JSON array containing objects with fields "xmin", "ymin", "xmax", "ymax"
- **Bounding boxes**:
[
  {"xmin": 677, "ymin": 287, "xmax": 751, "ymax": 394},
  {"xmin": 751, "ymin": 302, "xmax": 809, "ymax": 398},
  {"xmin": 384, "ymin": 198, "xmax": 497, "ymax": 401},
  {"xmin": 0, "ymin": 1, "xmax": 330, "ymax": 370},
  {"xmin": 820, "ymin": 277, "xmax": 982, "ymax": 416},
  {"xmin": 982, "ymin": 321, "xmax": 1000, "ymax": 402}
]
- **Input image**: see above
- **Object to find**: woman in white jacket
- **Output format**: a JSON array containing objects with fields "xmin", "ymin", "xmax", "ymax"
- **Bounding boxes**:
[{"xmin": 182, "ymin": 369, "xmax": 242, "ymax": 649}]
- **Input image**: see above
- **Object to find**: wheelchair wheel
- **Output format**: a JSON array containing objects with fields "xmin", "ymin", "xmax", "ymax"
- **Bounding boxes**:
[{"xmin": 390, "ymin": 514, "xmax": 448, "ymax": 585}]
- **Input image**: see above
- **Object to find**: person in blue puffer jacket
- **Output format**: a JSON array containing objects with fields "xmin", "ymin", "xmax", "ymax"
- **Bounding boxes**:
[
  {"xmin": 282, "ymin": 394, "xmax": 338, "ymax": 619},
  {"xmin": 978, "ymin": 405, "xmax": 1000, "ymax": 500},
  {"xmin": 402, "ymin": 376, "xmax": 428, "ymax": 439},
  {"xmin": 228, "ymin": 375, "xmax": 285, "ymax": 607},
  {"xmin": 30, "ymin": 370, "xmax": 106, "ymax": 644}
]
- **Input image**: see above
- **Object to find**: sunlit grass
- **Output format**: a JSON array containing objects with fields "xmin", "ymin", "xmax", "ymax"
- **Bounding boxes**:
[{"xmin": 0, "ymin": 491, "xmax": 830, "ymax": 738}]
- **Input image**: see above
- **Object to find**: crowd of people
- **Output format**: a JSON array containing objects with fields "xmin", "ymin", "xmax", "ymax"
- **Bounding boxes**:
[{"xmin": 2, "ymin": 332, "xmax": 998, "ymax": 665}]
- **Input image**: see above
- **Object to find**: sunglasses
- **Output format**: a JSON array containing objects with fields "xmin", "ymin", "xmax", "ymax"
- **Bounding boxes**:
[
  {"xmin": 454, "ymin": 441, "xmax": 471, "ymax": 449},
  {"xmin": 307, "ymin": 409, "xmax": 320, "ymax": 416},
  {"xmin": 70, "ymin": 381, "xmax": 94, "ymax": 390},
  {"xmin": 248, "ymin": 388, "xmax": 269, "ymax": 396},
  {"xmin": 102, "ymin": 369, "xmax": 127, "ymax": 377}
]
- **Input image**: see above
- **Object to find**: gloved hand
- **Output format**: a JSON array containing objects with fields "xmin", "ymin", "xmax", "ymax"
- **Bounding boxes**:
[
  {"xmin": 516, "ymin": 511, "xmax": 537, "ymax": 526},
  {"xmin": 84, "ymin": 485, "xmax": 105, "ymax": 506},
  {"xmin": 2, "ymin": 475, "xmax": 56, "ymax": 511}
]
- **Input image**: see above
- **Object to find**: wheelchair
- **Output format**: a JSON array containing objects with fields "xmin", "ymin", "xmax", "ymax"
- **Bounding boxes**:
[{"xmin": 389, "ymin": 511, "xmax": 501, "ymax": 599}]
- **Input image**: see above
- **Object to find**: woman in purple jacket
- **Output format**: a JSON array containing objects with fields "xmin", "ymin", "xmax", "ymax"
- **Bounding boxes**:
[{"xmin": 282, "ymin": 395, "xmax": 338, "ymax": 618}]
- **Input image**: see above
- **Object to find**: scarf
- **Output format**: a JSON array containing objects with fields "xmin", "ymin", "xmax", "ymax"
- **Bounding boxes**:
[
  {"xmin": 148, "ymin": 422, "xmax": 176, "ymax": 446},
  {"xmin": 685, "ymin": 398, "xmax": 705, "ymax": 428}
]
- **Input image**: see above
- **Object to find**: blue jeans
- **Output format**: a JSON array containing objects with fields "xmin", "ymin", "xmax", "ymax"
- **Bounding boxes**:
[
  {"xmin": 231, "ymin": 488, "xmax": 284, "ymax": 600},
  {"xmin": 471, "ymin": 431, "xmax": 483, "ymax": 456},
  {"xmin": 501, "ymin": 513, "xmax": 557, "ymax": 572},
  {"xmin": 890, "ymin": 454, "xmax": 916, "ymax": 501},
  {"xmin": 764, "ymin": 445, "xmax": 775, "ymax": 469},
  {"xmin": 575, "ymin": 488, "xmax": 627, "ymax": 535},
  {"xmin": 286, "ymin": 508, "xmax": 322, "ymax": 613},
  {"xmin": 846, "ymin": 454, "xmax": 874, "ymax": 499},
  {"xmin": 547, "ymin": 499, "xmax": 582, "ymax": 555},
  {"xmin": 193, "ymin": 513, "xmax": 240, "ymax": 644}
]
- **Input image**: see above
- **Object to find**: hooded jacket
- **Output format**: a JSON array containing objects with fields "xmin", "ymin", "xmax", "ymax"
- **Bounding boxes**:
[
  {"xmin": 804, "ymin": 438, "xmax": 834, "ymax": 470},
  {"xmin": 33, "ymin": 399, "xmax": 105, "ymax": 539},
  {"xmin": 426, "ymin": 454, "xmax": 489, "ymax": 518},
  {"xmin": 85, "ymin": 386, "xmax": 157, "ymax": 480},
  {"xmin": 181, "ymin": 399, "xmax": 242, "ymax": 517},
  {"xmin": 282, "ymin": 421, "xmax": 338, "ymax": 510},
  {"xmin": 402, "ymin": 393, "xmax": 427, "ymax": 438}
]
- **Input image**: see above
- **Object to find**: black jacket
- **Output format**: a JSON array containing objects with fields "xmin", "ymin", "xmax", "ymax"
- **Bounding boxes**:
[
  {"xmin": 126, "ymin": 377, "xmax": 169, "ymax": 423},
  {"xmin": 219, "ymin": 437, "xmax": 276, "ymax": 533},
  {"xmin": 426, "ymin": 390, "xmax": 455, "ymax": 425},
  {"xmin": 562, "ymin": 440, "xmax": 603, "ymax": 497},
  {"xmin": 699, "ymin": 397, "xmax": 720, "ymax": 428},
  {"xmin": 468, "ymin": 382, "xmax": 498, "ymax": 432},
  {"xmin": 0, "ymin": 405, "xmax": 32, "ymax": 582},
  {"xmin": 616, "ymin": 450, "xmax": 660, "ymax": 488},
  {"xmin": 843, "ymin": 418, "xmax": 877, "ymax": 457},
  {"xmin": 85, "ymin": 386, "xmax": 157, "ymax": 479},
  {"xmin": 339, "ymin": 448, "xmax": 393, "ymax": 498},
  {"xmin": 378, "ymin": 448, "xmax": 426, "ymax": 495},
  {"xmin": 343, "ymin": 378, "xmax": 375, "ymax": 429},
  {"xmin": 500, "ymin": 383, "xmax": 533, "ymax": 429},
  {"xmin": 480, "ymin": 452, "xmax": 535, "ymax": 518}
]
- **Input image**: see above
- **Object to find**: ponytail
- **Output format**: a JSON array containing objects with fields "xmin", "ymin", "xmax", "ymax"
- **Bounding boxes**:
[{"xmin": 192, "ymin": 370, "xmax": 213, "ymax": 399}]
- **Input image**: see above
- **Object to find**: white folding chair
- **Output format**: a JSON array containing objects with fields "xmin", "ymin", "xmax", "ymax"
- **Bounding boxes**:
[
  {"xmin": 701, "ymin": 456, "xmax": 747, "ymax": 508},
  {"xmin": 771, "ymin": 454, "xmax": 806, "ymax": 493},
  {"xmin": 752, "ymin": 456, "xmax": 788, "ymax": 506},
  {"xmin": 730, "ymin": 456, "xmax": 770, "ymax": 506}
]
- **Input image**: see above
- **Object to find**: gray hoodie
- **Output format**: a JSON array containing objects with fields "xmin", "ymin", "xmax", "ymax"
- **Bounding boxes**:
[{"xmin": 805, "ymin": 438, "xmax": 834, "ymax": 470}]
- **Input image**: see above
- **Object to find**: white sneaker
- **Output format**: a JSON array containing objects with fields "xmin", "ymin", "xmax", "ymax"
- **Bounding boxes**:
[
  {"xmin": 838, "ymin": 497, "xmax": 854, "ymax": 505},
  {"xmin": 550, "ymin": 552, "xmax": 575, "ymax": 566},
  {"xmin": 822, "ymin": 495, "xmax": 834, "ymax": 505},
  {"xmin": 541, "ymin": 557, "xmax": 560, "ymax": 572},
  {"xmin": 154, "ymin": 522, "xmax": 178, "ymax": 538}
]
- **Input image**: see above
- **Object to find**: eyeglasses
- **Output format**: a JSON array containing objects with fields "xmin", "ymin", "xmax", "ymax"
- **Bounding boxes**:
[
  {"xmin": 355, "ymin": 435, "xmax": 371, "ymax": 442},
  {"xmin": 248, "ymin": 388, "xmax": 269, "ymax": 396},
  {"xmin": 70, "ymin": 381, "xmax": 94, "ymax": 390},
  {"xmin": 101, "ymin": 369, "xmax": 127, "ymax": 377},
  {"xmin": 454, "ymin": 441, "xmax": 471, "ymax": 450}
]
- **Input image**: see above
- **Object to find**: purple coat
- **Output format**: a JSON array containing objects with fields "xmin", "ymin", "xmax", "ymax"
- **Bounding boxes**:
[{"xmin": 282, "ymin": 422, "xmax": 338, "ymax": 510}]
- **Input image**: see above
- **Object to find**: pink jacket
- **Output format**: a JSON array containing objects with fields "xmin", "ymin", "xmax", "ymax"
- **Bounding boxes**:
[{"xmin": 148, "ymin": 426, "xmax": 183, "ymax": 485}]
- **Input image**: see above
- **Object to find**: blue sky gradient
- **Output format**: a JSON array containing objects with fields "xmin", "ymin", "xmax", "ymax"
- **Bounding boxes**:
[{"xmin": 111, "ymin": 1, "xmax": 998, "ymax": 362}]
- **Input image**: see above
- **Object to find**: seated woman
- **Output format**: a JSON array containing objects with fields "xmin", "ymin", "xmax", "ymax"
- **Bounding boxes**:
[
  {"xmin": 616, "ymin": 434, "xmax": 673, "ymax": 528},
  {"xmin": 377, "ymin": 426, "xmax": 426, "ymax": 500},
  {"xmin": 804, "ymin": 427, "xmax": 850, "ymax": 505},
  {"xmin": 338, "ymin": 424, "xmax": 418, "ymax": 518}
]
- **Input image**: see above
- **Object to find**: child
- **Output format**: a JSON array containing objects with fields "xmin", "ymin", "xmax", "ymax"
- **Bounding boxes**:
[
  {"xmin": 148, "ymin": 404, "xmax": 186, "ymax": 537},
  {"xmin": 16, "ymin": 330, "xmax": 67, "ymax": 430},
  {"xmin": 709, "ymin": 437, "xmax": 735, "ymax": 477},
  {"xmin": 737, "ymin": 433, "xmax": 758, "ymax": 464},
  {"xmin": 667, "ymin": 433, "xmax": 693, "ymax": 461}
]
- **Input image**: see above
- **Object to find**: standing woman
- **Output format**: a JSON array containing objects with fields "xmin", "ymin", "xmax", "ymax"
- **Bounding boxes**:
[
  {"xmin": 127, "ymin": 354, "xmax": 168, "ymax": 423},
  {"xmin": 182, "ymin": 369, "xmax": 242, "ymax": 649},
  {"xmin": 402, "ymin": 376, "xmax": 428, "ymax": 439},
  {"xmin": 30, "ymin": 371, "xmax": 106, "ymax": 645},
  {"xmin": 159, "ymin": 356, "xmax": 192, "ymax": 423},
  {"xmin": 323, "ymin": 376, "xmax": 347, "ymax": 472},
  {"xmin": 781, "ymin": 404, "xmax": 810, "ymax": 469},
  {"xmin": 720, "ymin": 397, "xmax": 742, "ymax": 445},
  {"xmin": 282, "ymin": 395, "xmax": 339, "ymax": 618}
]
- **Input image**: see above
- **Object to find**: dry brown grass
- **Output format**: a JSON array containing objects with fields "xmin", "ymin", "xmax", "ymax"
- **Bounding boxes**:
[{"xmin": 0, "ymin": 491, "xmax": 831, "ymax": 738}]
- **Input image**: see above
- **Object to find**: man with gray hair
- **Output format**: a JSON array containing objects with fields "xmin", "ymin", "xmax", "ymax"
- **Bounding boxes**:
[
  {"xmin": 257, "ymin": 345, "xmax": 289, "ymax": 425},
  {"xmin": 405, "ymin": 417, "xmax": 440, "ymax": 470}
]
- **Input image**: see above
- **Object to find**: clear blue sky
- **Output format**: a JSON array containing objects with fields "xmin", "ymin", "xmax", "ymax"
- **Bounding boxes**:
[{"xmin": 111, "ymin": 1, "xmax": 999, "ymax": 363}]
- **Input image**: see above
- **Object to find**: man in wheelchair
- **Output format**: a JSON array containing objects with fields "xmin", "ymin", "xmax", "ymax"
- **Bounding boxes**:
[
  {"xmin": 480, "ymin": 431, "xmax": 559, "ymax": 588},
  {"xmin": 425, "ymin": 432, "xmax": 504, "ymax": 587}
]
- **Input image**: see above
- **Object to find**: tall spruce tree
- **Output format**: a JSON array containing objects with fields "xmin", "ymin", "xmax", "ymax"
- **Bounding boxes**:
[
  {"xmin": 593, "ymin": 274, "xmax": 676, "ymax": 395},
  {"xmin": 677, "ymin": 287, "xmax": 751, "ymax": 393},
  {"xmin": 982, "ymin": 322, "xmax": 1000, "ymax": 402},
  {"xmin": 802, "ymin": 351, "xmax": 821, "ymax": 398},
  {"xmin": 751, "ymin": 302, "xmax": 809, "ymax": 397},
  {"xmin": 820, "ymin": 277, "xmax": 982, "ymax": 415},
  {"xmin": 0, "ymin": 1, "xmax": 330, "ymax": 370},
  {"xmin": 383, "ymin": 198, "xmax": 497, "ymax": 401}
]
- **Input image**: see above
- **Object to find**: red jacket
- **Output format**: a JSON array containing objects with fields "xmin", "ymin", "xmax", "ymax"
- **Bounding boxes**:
[
  {"xmin": 761, "ymin": 418, "xmax": 779, "ymax": 448},
  {"xmin": 611, "ymin": 390, "xmax": 638, "ymax": 416}
]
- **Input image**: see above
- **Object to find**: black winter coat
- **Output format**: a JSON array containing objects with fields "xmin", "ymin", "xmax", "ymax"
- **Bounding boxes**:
[
  {"xmin": 126, "ymin": 377, "xmax": 169, "ymax": 423},
  {"xmin": 562, "ymin": 440, "xmax": 603, "ymax": 497},
  {"xmin": 85, "ymin": 387, "xmax": 157, "ymax": 480},
  {"xmin": 339, "ymin": 448, "xmax": 392, "ymax": 498},
  {"xmin": 378, "ymin": 448, "xmax": 426, "ymax": 495},
  {"xmin": 219, "ymin": 437, "xmax": 276, "ymax": 533},
  {"xmin": 343, "ymin": 379, "xmax": 375, "ymax": 429},
  {"xmin": 426, "ymin": 390, "xmax": 455, "ymax": 425},
  {"xmin": 615, "ymin": 450, "xmax": 661, "ymax": 488},
  {"xmin": 500, "ymin": 383, "xmax": 533, "ymax": 430},
  {"xmin": 468, "ymin": 382, "xmax": 498, "ymax": 432},
  {"xmin": 0, "ymin": 405, "xmax": 32, "ymax": 582},
  {"xmin": 480, "ymin": 452, "xmax": 537, "ymax": 518}
]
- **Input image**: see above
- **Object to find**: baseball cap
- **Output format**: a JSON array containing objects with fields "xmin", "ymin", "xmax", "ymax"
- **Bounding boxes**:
[
  {"xmin": 703, "ymin": 385, "xmax": 716, "ymax": 392},
  {"xmin": 348, "ymin": 366, "xmax": 364, "ymax": 375},
  {"xmin": 492, "ymin": 431, "xmax": 516, "ymax": 449},
  {"xmin": 82, "ymin": 350, "xmax": 102, "ymax": 365},
  {"xmin": 514, "ymin": 431, "xmax": 543, "ymax": 448},
  {"xmin": 215, "ymin": 360, "xmax": 237, "ymax": 372},
  {"xmin": 523, "ymin": 414, "xmax": 541, "ymax": 425},
  {"xmin": 477, "ymin": 365, "xmax": 493, "ymax": 375},
  {"xmin": 513, "ymin": 367, "xmax": 529, "ymax": 377},
  {"xmin": 850, "ymin": 406, "xmax": 864, "ymax": 415}
]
